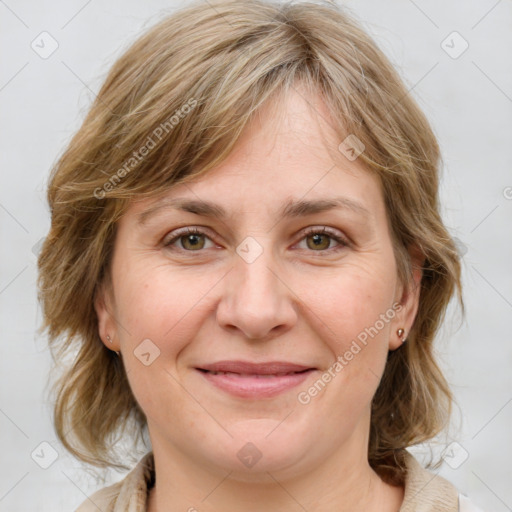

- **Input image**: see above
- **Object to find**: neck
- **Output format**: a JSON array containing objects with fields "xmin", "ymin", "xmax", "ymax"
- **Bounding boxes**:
[{"xmin": 147, "ymin": 435, "xmax": 403, "ymax": 512}]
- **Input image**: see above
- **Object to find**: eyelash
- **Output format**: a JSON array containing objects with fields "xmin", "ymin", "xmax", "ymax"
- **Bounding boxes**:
[{"xmin": 163, "ymin": 226, "xmax": 350, "ymax": 254}]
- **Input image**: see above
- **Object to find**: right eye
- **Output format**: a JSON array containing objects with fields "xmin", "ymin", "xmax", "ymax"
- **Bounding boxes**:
[{"xmin": 163, "ymin": 227, "xmax": 216, "ymax": 251}]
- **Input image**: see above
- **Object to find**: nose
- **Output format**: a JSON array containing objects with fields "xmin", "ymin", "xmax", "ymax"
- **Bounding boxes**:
[{"xmin": 216, "ymin": 244, "xmax": 298, "ymax": 341}]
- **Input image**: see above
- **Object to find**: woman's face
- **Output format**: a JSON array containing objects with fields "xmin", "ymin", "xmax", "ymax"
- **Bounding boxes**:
[{"xmin": 96, "ymin": 88, "xmax": 421, "ymax": 481}]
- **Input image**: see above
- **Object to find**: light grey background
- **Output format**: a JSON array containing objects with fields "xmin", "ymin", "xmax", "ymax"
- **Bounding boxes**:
[{"xmin": 1, "ymin": 0, "xmax": 511, "ymax": 510}]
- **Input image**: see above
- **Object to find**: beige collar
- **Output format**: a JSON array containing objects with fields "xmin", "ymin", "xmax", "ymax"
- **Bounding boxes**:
[{"xmin": 399, "ymin": 450, "xmax": 459, "ymax": 511}]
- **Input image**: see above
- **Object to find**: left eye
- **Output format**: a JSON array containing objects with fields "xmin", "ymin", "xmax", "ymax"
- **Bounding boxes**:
[
  {"xmin": 163, "ymin": 227, "xmax": 349, "ymax": 253},
  {"xmin": 298, "ymin": 227, "xmax": 349, "ymax": 252}
]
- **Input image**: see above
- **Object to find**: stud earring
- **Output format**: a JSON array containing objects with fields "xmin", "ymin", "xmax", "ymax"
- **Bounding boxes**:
[
  {"xmin": 105, "ymin": 334, "xmax": 120, "ymax": 356},
  {"xmin": 397, "ymin": 328, "xmax": 407, "ymax": 343}
]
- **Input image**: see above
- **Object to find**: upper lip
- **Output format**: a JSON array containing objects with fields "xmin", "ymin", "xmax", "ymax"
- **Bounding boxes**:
[{"xmin": 197, "ymin": 361, "xmax": 316, "ymax": 375}]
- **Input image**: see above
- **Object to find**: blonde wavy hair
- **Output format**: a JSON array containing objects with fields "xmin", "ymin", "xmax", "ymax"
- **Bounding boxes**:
[{"xmin": 37, "ymin": 0, "xmax": 463, "ymax": 485}]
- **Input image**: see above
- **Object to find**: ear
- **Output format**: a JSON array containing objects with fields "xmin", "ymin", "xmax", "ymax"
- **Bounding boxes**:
[
  {"xmin": 93, "ymin": 280, "xmax": 120, "ymax": 351},
  {"xmin": 388, "ymin": 244, "xmax": 424, "ymax": 351}
]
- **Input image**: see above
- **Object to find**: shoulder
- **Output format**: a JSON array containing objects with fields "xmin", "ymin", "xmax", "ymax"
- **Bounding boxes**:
[
  {"xmin": 74, "ymin": 452, "xmax": 155, "ymax": 512},
  {"xmin": 75, "ymin": 481, "xmax": 122, "ymax": 512},
  {"xmin": 400, "ymin": 450, "xmax": 485, "ymax": 512}
]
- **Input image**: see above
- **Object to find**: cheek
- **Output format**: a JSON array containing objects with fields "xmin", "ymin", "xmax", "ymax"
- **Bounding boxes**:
[
  {"xmin": 293, "ymin": 261, "xmax": 396, "ymax": 406},
  {"xmin": 112, "ymin": 263, "xmax": 215, "ymax": 424},
  {"xmin": 113, "ymin": 262, "xmax": 220, "ymax": 356},
  {"xmin": 295, "ymin": 262, "xmax": 396, "ymax": 350},
  {"xmin": 294, "ymin": 268, "xmax": 395, "ymax": 420}
]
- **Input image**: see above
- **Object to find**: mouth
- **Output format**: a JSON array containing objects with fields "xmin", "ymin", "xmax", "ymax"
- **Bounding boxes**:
[{"xmin": 195, "ymin": 361, "xmax": 317, "ymax": 398}]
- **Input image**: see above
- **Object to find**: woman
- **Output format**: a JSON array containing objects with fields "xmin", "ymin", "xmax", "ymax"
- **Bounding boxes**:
[{"xmin": 37, "ymin": 0, "xmax": 485, "ymax": 510}]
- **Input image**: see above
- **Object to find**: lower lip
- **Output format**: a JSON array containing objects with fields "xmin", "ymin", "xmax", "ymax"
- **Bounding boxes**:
[{"xmin": 197, "ymin": 369, "xmax": 315, "ymax": 398}]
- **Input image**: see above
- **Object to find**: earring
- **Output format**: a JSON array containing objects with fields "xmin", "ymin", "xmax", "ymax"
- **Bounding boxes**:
[
  {"xmin": 397, "ymin": 328, "xmax": 407, "ymax": 343},
  {"xmin": 105, "ymin": 334, "xmax": 120, "ymax": 356}
]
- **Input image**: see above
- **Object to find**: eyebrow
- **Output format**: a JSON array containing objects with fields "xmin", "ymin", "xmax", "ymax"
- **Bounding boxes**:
[{"xmin": 136, "ymin": 196, "xmax": 371, "ymax": 226}]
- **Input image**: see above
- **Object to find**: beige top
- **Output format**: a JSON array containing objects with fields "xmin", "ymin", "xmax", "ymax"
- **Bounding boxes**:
[{"xmin": 75, "ymin": 451, "xmax": 485, "ymax": 512}]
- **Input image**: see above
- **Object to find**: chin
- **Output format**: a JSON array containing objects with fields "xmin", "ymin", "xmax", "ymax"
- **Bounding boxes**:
[{"xmin": 201, "ymin": 418, "xmax": 318, "ymax": 481}]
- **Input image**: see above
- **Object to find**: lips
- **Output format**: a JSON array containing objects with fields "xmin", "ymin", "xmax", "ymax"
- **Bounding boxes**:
[
  {"xmin": 198, "ymin": 360, "xmax": 314, "ymax": 375},
  {"xmin": 195, "ymin": 360, "xmax": 317, "ymax": 398}
]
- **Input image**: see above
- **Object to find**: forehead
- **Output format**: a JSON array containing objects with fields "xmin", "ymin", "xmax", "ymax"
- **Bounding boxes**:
[{"xmin": 126, "ymin": 87, "xmax": 384, "ymax": 221}]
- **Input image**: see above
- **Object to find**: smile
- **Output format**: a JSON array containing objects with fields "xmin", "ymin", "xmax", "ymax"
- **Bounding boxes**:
[{"xmin": 195, "ymin": 361, "xmax": 317, "ymax": 399}]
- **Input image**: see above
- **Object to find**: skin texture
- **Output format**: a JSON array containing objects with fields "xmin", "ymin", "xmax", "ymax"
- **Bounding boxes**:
[{"xmin": 95, "ymin": 87, "xmax": 422, "ymax": 512}]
